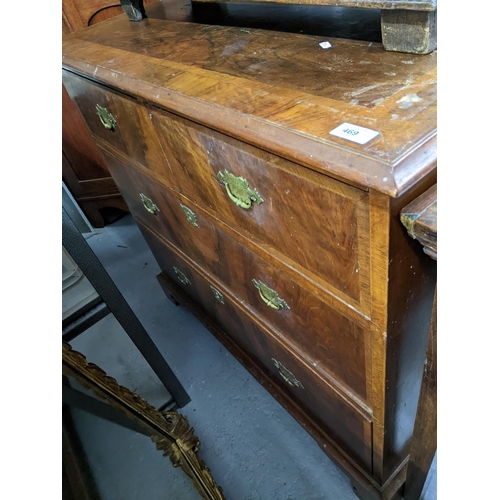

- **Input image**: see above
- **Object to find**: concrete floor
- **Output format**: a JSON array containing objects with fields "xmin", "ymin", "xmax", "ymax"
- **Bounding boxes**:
[{"xmin": 67, "ymin": 214, "xmax": 436, "ymax": 500}]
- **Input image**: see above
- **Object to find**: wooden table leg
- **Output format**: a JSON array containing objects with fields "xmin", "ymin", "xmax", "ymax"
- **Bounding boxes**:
[{"xmin": 404, "ymin": 287, "xmax": 437, "ymax": 500}]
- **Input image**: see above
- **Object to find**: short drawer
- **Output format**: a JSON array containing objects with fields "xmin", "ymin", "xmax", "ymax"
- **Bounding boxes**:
[
  {"xmin": 62, "ymin": 71, "xmax": 172, "ymax": 186},
  {"xmin": 147, "ymin": 234, "xmax": 219, "ymax": 320},
  {"xmin": 98, "ymin": 147, "xmax": 182, "ymax": 241},
  {"xmin": 150, "ymin": 108, "xmax": 371, "ymax": 312},
  {"xmin": 138, "ymin": 223, "xmax": 372, "ymax": 473}
]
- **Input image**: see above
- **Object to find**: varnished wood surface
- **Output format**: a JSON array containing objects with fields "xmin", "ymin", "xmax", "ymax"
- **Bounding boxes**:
[
  {"xmin": 103, "ymin": 151, "xmax": 371, "ymax": 404},
  {"xmin": 400, "ymin": 183, "xmax": 437, "ymax": 259},
  {"xmin": 70, "ymin": 89, "xmax": 374, "ymax": 318},
  {"xmin": 140, "ymin": 222, "xmax": 374, "ymax": 473},
  {"xmin": 62, "ymin": 84, "xmax": 111, "ymax": 186},
  {"xmin": 61, "ymin": 13, "xmax": 438, "ymax": 498},
  {"xmin": 150, "ymin": 108, "xmax": 370, "ymax": 307},
  {"xmin": 63, "ymin": 0, "xmax": 156, "ymax": 226},
  {"xmin": 96, "ymin": 136, "xmax": 373, "ymax": 326},
  {"xmin": 155, "ymin": 268, "xmax": 390, "ymax": 495},
  {"xmin": 62, "ymin": 10, "xmax": 437, "ymax": 197},
  {"xmin": 65, "ymin": 17, "xmax": 436, "ymax": 108},
  {"xmin": 62, "ymin": 71, "xmax": 168, "ymax": 174},
  {"xmin": 366, "ymin": 170, "xmax": 436, "ymax": 485}
]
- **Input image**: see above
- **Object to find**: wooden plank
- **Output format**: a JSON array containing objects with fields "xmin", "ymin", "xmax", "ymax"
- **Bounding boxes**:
[{"xmin": 381, "ymin": 9, "xmax": 437, "ymax": 55}]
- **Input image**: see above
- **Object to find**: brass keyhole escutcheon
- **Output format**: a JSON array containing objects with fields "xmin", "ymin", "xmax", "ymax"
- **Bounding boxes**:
[
  {"xmin": 272, "ymin": 359, "xmax": 304, "ymax": 388},
  {"xmin": 210, "ymin": 285, "xmax": 225, "ymax": 304},
  {"xmin": 252, "ymin": 279, "xmax": 290, "ymax": 311},
  {"xmin": 140, "ymin": 194, "xmax": 160, "ymax": 215},
  {"xmin": 173, "ymin": 267, "xmax": 191, "ymax": 285},
  {"xmin": 95, "ymin": 104, "xmax": 117, "ymax": 130},
  {"xmin": 216, "ymin": 170, "xmax": 264, "ymax": 209}
]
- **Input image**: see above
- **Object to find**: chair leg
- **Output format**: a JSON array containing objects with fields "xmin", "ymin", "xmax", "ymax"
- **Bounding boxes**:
[{"xmin": 62, "ymin": 207, "xmax": 190, "ymax": 408}]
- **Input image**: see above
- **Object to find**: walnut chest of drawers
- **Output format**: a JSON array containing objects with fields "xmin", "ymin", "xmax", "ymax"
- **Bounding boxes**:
[{"xmin": 62, "ymin": 11, "xmax": 437, "ymax": 500}]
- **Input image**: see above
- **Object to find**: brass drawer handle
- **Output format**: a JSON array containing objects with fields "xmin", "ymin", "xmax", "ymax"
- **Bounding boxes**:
[
  {"xmin": 210, "ymin": 285, "xmax": 225, "ymax": 304},
  {"xmin": 216, "ymin": 170, "xmax": 264, "ymax": 209},
  {"xmin": 252, "ymin": 279, "xmax": 290, "ymax": 311},
  {"xmin": 272, "ymin": 359, "xmax": 304, "ymax": 389},
  {"xmin": 173, "ymin": 267, "xmax": 191, "ymax": 285},
  {"xmin": 95, "ymin": 104, "xmax": 116, "ymax": 130},
  {"xmin": 180, "ymin": 204, "xmax": 198, "ymax": 227},
  {"xmin": 140, "ymin": 194, "xmax": 160, "ymax": 215}
]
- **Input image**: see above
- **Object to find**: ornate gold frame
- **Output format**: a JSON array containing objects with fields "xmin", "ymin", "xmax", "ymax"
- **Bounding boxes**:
[{"xmin": 62, "ymin": 341, "xmax": 225, "ymax": 500}]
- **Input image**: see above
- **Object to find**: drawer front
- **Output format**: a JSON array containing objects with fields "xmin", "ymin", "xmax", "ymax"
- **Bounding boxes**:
[
  {"xmin": 139, "ymin": 224, "xmax": 219, "ymax": 319},
  {"xmin": 150, "ymin": 109, "xmax": 371, "ymax": 311},
  {"xmin": 223, "ymin": 235, "xmax": 370, "ymax": 403},
  {"xmin": 62, "ymin": 71, "xmax": 172, "ymax": 185},
  {"xmin": 214, "ymin": 298, "xmax": 372, "ymax": 473},
  {"xmin": 106, "ymin": 158, "xmax": 369, "ymax": 403},
  {"xmin": 138, "ymin": 222, "xmax": 372, "ymax": 473},
  {"xmin": 98, "ymin": 147, "xmax": 184, "ymax": 241}
]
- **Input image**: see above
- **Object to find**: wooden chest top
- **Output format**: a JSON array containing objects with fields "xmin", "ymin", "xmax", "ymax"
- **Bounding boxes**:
[{"xmin": 62, "ymin": 14, "xmax": 436, "ymax": 196}]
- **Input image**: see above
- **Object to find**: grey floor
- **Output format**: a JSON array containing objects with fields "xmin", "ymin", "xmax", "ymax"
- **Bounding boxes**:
[{"xmin": 67, "ymin": 214, "xmax": 436, "ymax": 500}]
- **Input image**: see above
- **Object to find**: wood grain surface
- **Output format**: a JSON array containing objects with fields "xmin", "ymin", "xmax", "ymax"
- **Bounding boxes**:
[
  {"xmin": 62, "ymin": 13, "xmax": 436, "ymax": 196},
  {"xmin": 400, "ymin": 183, "xmax": 437, "ymax": 259},
  {"xmin": 105, "ymin": 155, "xmax": 372, "ymax": 404},
  {"xmin": 61, "ymin": 11, "xmax": 438, "ymax": 499},
  {"xmin": 62, "ymin": 71, "xmax": 168, "ymax": 175},
  {"xmin": 140, "ymin": 222, "xmax": 374, "ymax": 473}
]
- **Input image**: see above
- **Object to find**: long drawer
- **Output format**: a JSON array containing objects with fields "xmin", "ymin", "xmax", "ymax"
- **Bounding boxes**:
[
  {"xmin": 149, "ymin": 108, "xmax": 371, "ymax": 314},
  {"xmin": 62, "ymin": 70, "xmax": 174, "ymax": 188},
  {"xmin": 138, "ymin": 221, "xmax": 373, "ymax": 473},
  {"xmin": 104, "ymin": 155, "xmax": 371, "ymax": 404}
]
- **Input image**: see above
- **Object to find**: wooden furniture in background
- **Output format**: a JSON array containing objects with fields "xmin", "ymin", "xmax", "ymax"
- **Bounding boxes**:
[
  {"xmin": 62, "ymin": 9, "xmax": 436, "ymax": 499},
  {"xmin": 62, "ymin": 0, "xmax": 157, "ymax": 33},
  {"xmin": 401, "ymin": 184, "xmax": 437, "ymax": 260},
  {"xmin": 401, "ymin": 184, "xmax": 437, "ymax": 500},
  {"xmin": 192, "ymin": 0, "xmax": 437, "ymax": 54}
]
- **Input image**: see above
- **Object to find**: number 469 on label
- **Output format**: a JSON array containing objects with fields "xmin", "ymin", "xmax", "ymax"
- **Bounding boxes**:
[{"xmin": 329, "ymin": 122, "xmax": 379, "ymax": 145}]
